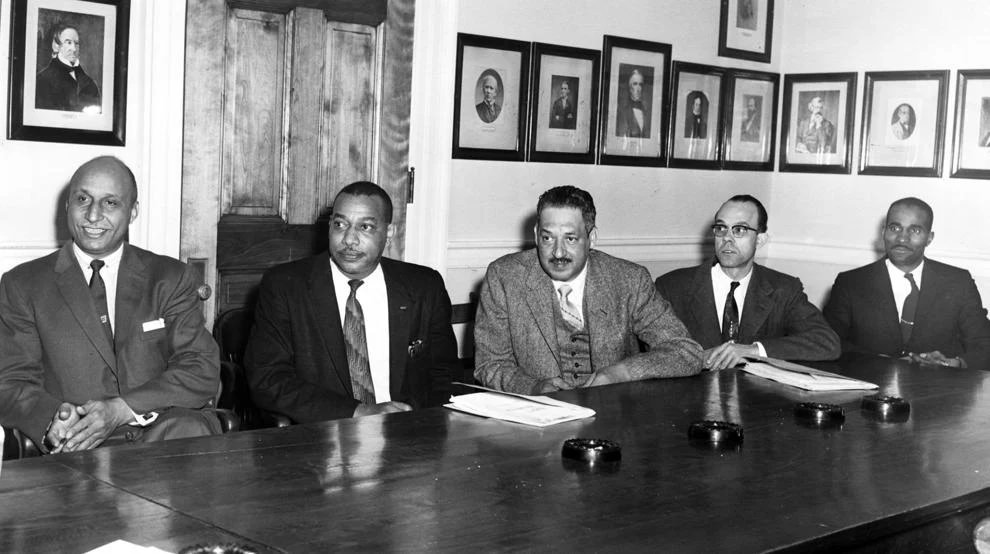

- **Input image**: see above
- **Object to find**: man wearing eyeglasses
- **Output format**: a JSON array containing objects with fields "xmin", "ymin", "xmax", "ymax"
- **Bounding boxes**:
[
  {"xmin": 824, "ymin": 197, "xmax": 990, "ymax": 369},
  {"xmin": 656, "ymin": 195, "xmax": 839, "ymax": 370}
]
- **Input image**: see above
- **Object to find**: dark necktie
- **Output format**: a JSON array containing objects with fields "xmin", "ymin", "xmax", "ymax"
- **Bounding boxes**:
[
  {"xmin": 721, "ymin": 281, "xmax": 740, "ymax": 343},
  {"xmin": 89, "ymin": 259, "xmax": 114, "ymax": 347},
  {"xmin": 900, "ymin": 272, "xmax": 920, "ymax": 345},
  {"xmin": 344, "ymin": 279, "xmax": 375, "ymax": 404}
]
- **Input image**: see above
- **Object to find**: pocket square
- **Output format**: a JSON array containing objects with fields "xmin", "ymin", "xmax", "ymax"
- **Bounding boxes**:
[{"xmin": 142, "ymin": 318, "xmax": 165, "ymax": 332}]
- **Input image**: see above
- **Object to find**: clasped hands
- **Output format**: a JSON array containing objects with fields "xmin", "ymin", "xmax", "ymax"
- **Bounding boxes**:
[
  {"xmin": 902, "ymin": 350, "xmax": 964, "ymax": 368},
  {"xmin": 45, "ymin": 397, "xmax": 133, "ymax": 453}
]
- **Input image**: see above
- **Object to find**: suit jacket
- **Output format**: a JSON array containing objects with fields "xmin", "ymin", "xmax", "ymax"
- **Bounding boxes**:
[
  {"xmin": 35, "ymin": 57, "xmax": 101, "ymax": 112},
  {"xmin": 0, "ymin": 243, "xmax": 220, "ymax": 447},
  {"xmin": 474, "ymin": 249, "xmax": 703, "ymax": 394},
  {"xmin": 550, "ymin": 97, "xmax": 575, "ymax": 128},
  {"xmin": 616, "ymin": 102, "xmax": 649, "ymax": 138},
  {"xmin": 655, "ymin": 262, "xmax": 840, "ymax": 361},
  {"xmin": 476, "ymin": 101, "xmax": 501, "ymax": 123},
  {"xmin": 824, "ymin": 258, "xmax": 990, "ymax": 370},
  {"xmin": 244, "ymin": 254, "xmax": 457, "ymax": 423}
]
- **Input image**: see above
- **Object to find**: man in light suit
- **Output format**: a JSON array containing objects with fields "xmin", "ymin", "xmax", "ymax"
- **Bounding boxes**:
[
  {"xmin": 474, "ymin": 186, "xmax": 703, "ymax": 395},
  {"xmin": 824, "ymin": 197, "xmax": 990, "ymax": 369},
  {"xmin": 656, "ymin": 195, "xmax": 839, "ymax": 370},
  {"xmin": 245, "ymin": 181, "xmax": 457, "ymax": 423},
  {"xmin": 0, "ymin": 156, "xmax": 221, "ymax": 453}
]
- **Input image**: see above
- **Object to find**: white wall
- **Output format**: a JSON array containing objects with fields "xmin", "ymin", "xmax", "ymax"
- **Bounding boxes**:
[
  {"xmin": 0, "ymin": 0, "xmax": 185, "ymax": 273},
  {"xmin": 444, "ymin": 0, "xmax": 782, "ymax": 304},
  {"xmin": 771, "ymin": 0, "xmax": 990, "ymax": 307}
]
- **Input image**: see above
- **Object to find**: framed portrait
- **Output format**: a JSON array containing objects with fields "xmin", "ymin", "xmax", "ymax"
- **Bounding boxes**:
[
  {"xmin": 668, "ymin": 61, "xmax": 726, "ymax": 170},
  {"xmin": 950, "ymin": 69, "xmax": 990, "ymax": 180},
  {"xmin": 859, "ymin": 70, "xmax": 949, "ymax": 177},
  {"xmin": 718, "ymin": 0, "xmax": 774, "ymax": 64},
  {"xmin": 528, "ymin": 42, "xmax": 600, "ymax": 164},
  {"xmin": 452, "ymin": 33, "xmax": 530, "ymax": 161},
  {"xmin": 598, "ymin": 35, "xmax": 672, "ymax": 167},
  {"xmin": 7, "ymin": 0, "xmax": 130, "ymax": 145},
  {"xmin": 721, "ymin": 68, "xmax": 779, "ymax": 171},
  {"xmin": 779, "ymin": 72, "xmax": 857, "ymax": 174}
]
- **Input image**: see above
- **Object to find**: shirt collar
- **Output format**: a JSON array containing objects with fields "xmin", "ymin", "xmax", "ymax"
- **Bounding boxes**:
[
  {"xmin": 712, "ymin": 261, "xmax": 754, "ymax": 288},
  {"xmin": 328, "ymin": 255, "xmax": 385, "ymax": 289},
  {"xmin": 73, "ymin": 242, "xmax": 124, "ymax": 274},
  {"xmin": 552, "ymin": 261, "xmax": 589, "ymax": 298},
  {"xmin": 885, "ymin": 257, "xmax": 925, "ymax": 287}
]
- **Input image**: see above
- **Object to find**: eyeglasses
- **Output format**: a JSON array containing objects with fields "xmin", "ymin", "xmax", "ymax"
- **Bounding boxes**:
[{"xmin": 711, "ymin": 224, "xmax": 759, "ymax": 238}]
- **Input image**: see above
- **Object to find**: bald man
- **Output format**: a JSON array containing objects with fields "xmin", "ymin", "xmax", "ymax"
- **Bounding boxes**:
[
  {"xmin": 475, "ymin": 73, "xmax": 501, "ymax": 123},
  {"xmin": 0, "ymin": 156, "xmax": 221, "ymax": 453}
]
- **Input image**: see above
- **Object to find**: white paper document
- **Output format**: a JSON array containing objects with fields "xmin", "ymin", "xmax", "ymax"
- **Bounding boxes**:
[
  {"xmin": 740, "ymin": 356, "xmax": 879, "ymax": 391},
  {"xmin": 445, "ymin": 384, "xmax": 596, "ymax": 427}
]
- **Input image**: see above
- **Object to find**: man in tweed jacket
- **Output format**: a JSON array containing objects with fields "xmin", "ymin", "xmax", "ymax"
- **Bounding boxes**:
[{"xmin": 474, "ymin": 186, "xmax": 703, "ymax": 395}]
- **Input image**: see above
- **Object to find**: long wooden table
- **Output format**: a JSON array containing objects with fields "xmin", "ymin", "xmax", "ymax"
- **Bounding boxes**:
[{"xmin": 3, "ymin": 356, "xmax": 990, "ymax": 553}]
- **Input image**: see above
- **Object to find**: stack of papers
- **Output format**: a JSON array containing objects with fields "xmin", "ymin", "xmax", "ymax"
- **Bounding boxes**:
[
  {"xmin": 740, "ymin": 356, "xmax": 878, "ymax": 391},
  {"xmin": 446, "ymin": 384, "xmax": 596, "ymax": 427}
]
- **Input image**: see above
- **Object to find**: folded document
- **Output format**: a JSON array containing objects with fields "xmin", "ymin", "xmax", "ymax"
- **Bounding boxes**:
[
  {"xmin": 446, "ymin": 384, "xmax": 596, "ymax": 427},
  {"xmin": 740, "ymin": 356, "xmax": 878, "ymax": 391}
]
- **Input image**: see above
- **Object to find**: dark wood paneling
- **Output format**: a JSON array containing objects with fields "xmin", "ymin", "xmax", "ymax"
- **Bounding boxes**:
[
  {"xmin": 285, "ymin": 8, "xmax": 325, "ymax": 224},
  {"xmin": 221, "ymin": 8, "xmax": 286, "ymax": 217},
  {"xmin": 377, "ymin": 0, "xmax": 415, "ymax": 260}
]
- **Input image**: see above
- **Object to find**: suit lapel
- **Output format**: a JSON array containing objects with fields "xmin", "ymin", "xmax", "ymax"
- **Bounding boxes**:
[
  {"xmin": 382, "ymin": 260, "xmax": 411, "ymax": 399},
  {"xmin": 911, "ymin": 260, "xmax": 939, "ymax": 344},
  {"xmin": 873, "ymin": 259, "xmax": 903, "ymax": 345},
  {"xmin": 115, "ymin": 245, "xmax": 146, "ymax": 358},
  {"xmin": 585, "ymin": 254, "xmax": 615, "ymax": 370},
  {"xmin": 690, "ymin": 263, "xmax": 723, "ymax": 346},
  {"xmin": 524, "ymin": 260, "xmax": 560, "ymax": 365},
  {"xmin": 54, "ymin": 243, "xmax": 117, "ymax": 373},
  {"xmin": 309, "ymin": 256, "xmax": 352, "ymax": 395},
  {"xmin": 739, "ymin": 265, "xmax": 773, "ymax": 343}
]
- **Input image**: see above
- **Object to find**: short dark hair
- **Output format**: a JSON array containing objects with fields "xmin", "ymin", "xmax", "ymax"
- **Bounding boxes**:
[
  {"xmin": 333, "ymin": 181, "xmax": 393, "ymax": 223},
  {"xmin": 724, "ymin": 194, "xmax": 768, "ymax": 232},
  {"xmin": 537, "ymin": 186, "xmax": 596, "ymax": 235},
  {"xmin": 888, "ymin": 197, "xmax": 933, "ymax": 229}
]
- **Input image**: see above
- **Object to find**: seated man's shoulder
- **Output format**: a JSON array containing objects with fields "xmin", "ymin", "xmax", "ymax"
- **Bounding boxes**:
[
  {"xmin": 754, "ymin": 263, "xmax": 804, "ymax": 288},
  {"xmin": 380, "ymin": 257, "xmax": 444, "ymax": 286},
  {"xmin": 925, "ymin": 258, "xmax": 975, "ymax": 280},
  {"xmin": 656, "ymin": 265, "xmax": 698, "ymax": 290},
  {"xmin": 590, "ymin": 249, "xmax": 650, "ymax": 279},
  {"xmin": 486, "ymin": 249, "xmax": 538, "ymax": 274},
  {"xmin": 127, "ymin": 244, "xmax": 188, "ymax": 277}
]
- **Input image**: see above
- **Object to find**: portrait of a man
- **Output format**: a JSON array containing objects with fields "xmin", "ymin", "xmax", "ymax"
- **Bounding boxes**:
[
  {"xmin": 35, "ymin": 16, "xmax": 102, "ymax": 113},
  {"xmin": 890, "ymin": 103, "xmax": 916, "ymax": 141},
  {"xmin": 615, "ymin": 65, "xmax": 653, "ymax": 139},
  {"xmin": 740, "ymin": 94, "xmax": 762, "ymax": 142},
  {"xmin": 475, "ymin": 70, "xmax": 503, "ymax": 124},
  {"xmin": 684, "ymin": 91, "xmax": 708, "ymax": 139},
  {"xmin": 795, "ymin": 92, "xmax": 836, "ymax": 154},
  {"xmin": 980, "ymin": 98, "xmax": 990, "ymax": 148},
  {"xmin": 736, "ymin": 0, "xmax": 758, "ymax": 31},
  {"xmin": 549, "ymin": 77, "xmax": 578, "ymax": 130}
]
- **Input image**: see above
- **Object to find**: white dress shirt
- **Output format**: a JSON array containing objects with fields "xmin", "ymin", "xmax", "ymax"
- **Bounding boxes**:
[
  {"xmin": 73, "ymin": 242, "xmax": 123, "ymax": 334},
  {"xmin": 885, "ymin": 258, "xmax": 925, "ymax": 318},
  {"xmin": 330, "ymin": 259, "xmax": 391, "ymax": 403},
  {"xmin": 552, "ymin": 263, "xmax": 589, "ymax": 322},
  {"xmin": 711, "ymin": 264, "xmax": 766, "ymax": 356}
]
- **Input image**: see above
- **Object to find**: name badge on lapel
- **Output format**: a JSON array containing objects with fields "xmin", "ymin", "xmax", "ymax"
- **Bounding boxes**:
[{"xmin": 142, "ymin": 318, "xmax": 165, "ymax": 332}]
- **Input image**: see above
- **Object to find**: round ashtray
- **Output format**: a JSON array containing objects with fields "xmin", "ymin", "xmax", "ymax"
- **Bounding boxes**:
[
  {"xmin": 561, "ymin": 438, "xmax": 621, "ymax": 464},
  {"xmin": 179, "ymin": 544, "xmax": 258, "ymax": 554},
  {"xmin": 688, "ymin": 420, "xmax": 743, "ymax": 447},
  {"xmin": 794, "ymin": 402, "xmax": 845, "ymax": 428},
  {"xmin": 861, "ymin": 394, "xmax": 911, "ymax": 422}
]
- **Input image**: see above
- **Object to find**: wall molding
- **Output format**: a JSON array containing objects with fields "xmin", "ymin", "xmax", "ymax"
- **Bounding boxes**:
[{"xmin": 448, "ymin": 236, "xmax": 990, "ymax": 278}]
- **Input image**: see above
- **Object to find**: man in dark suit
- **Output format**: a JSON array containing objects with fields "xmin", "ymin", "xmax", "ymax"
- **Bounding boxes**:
[
  {"xmin": 245, "ymin": 182, "xmax": 456, "ymax": 423},
  {"xmin": 550, "ymin": 80, "xmax": 576, "ymax": 129},
  {"xmin": 35, "ymin": 24, "xmax": 101, "ymax": 112},
  {"xmin": 657, "ymin": 195, "xmax": 839, "ymax": 370},
  {"xmin": 685, "ymin": 92, "xmax": 707, "ymax": 139},
  {"xmin": 474, "ymin": 186, "xmax": 703, "ymax": 395},
  {"xmin": 615, "ymin": 69, "xmax": 650, "ymax": 138},
  {"xmin": 0, "ymin": 156, "xmax": 221, "ymax": 453},
  {"xmin": 824, "ymin": 197, "xmax": 990, "ymax": 369},
  {"xmin": 475, "ymin": 73, "xmax": 501, "ymax": 124}
]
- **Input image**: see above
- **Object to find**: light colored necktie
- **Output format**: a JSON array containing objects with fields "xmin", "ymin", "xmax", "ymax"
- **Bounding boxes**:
[
  {"xmin": 344, "ymin": 279, "xmax": 375, "ymax": 404},
  {"xmin": 558, "ymin": 284, "xmax": 584, "ymax": 330}
]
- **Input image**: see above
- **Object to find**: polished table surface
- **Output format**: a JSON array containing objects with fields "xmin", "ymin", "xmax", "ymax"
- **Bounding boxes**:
[{"xmin": 3, "ymin": 356, "xmax": 990, "ymax": 552}]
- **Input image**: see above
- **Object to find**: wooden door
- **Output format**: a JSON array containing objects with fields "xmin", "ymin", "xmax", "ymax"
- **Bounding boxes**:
[{"xmin": 180, "ymin": 0, "xmax": 415, "ymax": 325}]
